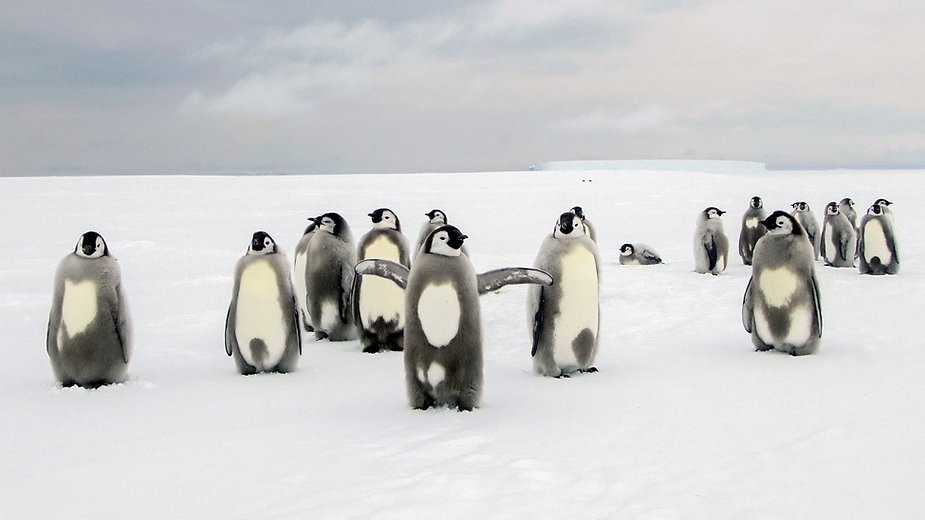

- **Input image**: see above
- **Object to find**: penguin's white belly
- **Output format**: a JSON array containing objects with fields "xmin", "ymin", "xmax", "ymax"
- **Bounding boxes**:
[
  {"xmin": 294, "ymin": 251, "xmax": 309, "ymax": 318},
  {"xmin": 759, "ymin": 268, "xmax": 799, "ymax": 308},
  {"xmin": 235, "ymin": 260, "xmax": 287, "ymax": 367},
  {"xmin": 61, "ymin": 279, "xmax": 99, "ymax": 341},
  {"xmin": 745, "ymin": 217, "xmax": 759, "ymax": 228},
  {"xmin": 360, "ymin": 237, "xmax": 405, "ymax": 328},
  {"xmin": 552, "ymin": 248, "xmax": 598, "ymax": 368},
  {"xmin": 417, "ymin": 282, "xmax": 460, "ymax": 348},
  {"xmin": 824, "ymin": 222, "xmax": 838, "ymax": 261},
  {"xmin": 863, "ymin": 220, "xmax": 891, "ymax": 264},
  {"xmin": 755, "ymin": 303, "xmax": 813, "ymax": 347}
]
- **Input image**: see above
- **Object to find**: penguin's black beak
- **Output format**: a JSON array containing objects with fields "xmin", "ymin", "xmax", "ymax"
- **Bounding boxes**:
[
  {"xmin": 368, "ymin": 212, "xmax": 381, "ymax": 223},
  {"xmin": 251, "ymin": 239, "xmax": 264, "ymax": 251},
  {"xmin": 448, "ymin": 233, "xmax": 467, "ymax": 250},
  {"xmin": 759, "ymin": 216, "xmax": 776, "ymax": 230}
]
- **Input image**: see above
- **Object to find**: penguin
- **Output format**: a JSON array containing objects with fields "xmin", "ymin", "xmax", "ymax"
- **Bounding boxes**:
[
  {"xmin": 354, "ymin": 208, "xmax": 411, "ymax": 353},
  {"xmin": 693, "ymin": 207, "xmax": 729, "ymax": 275},
  {"xmin": 570, "ymin": 206, "xmax": 597, "ymax": 242},
  {"xmin": 790, "ymin": 201, "xmax": 821, "ymax": 260},
  {"xmin": 858, "ymin": 201, "xmax": 900, "ymax": 275},
  {"xmin": 306, "ymin": 212, "xmax": 357, "ymax": 341},
  {"xmin": 618, "ymin": 243, "xmax": 663, "ymax": 265},
  {"xmin": 413, "ymin": 209, "xmax": 469, "ymax": 259},
  {"xmin": 738, "ymin": 196, "xmax": 768, "ymax": 266},
  {"xmin": 292, "ymin": 220, "xmax": 317, "ymax": 332},
  {"xmin": 46, "ymin": 231, "xmax": 132, "ymax": 388},
  {"xmin": 355, "ymin": 225, "xmax": 552, "ymax": 411},
  {"xmin": 529, "ymin": 211, "xmax": 601, "ymax": 378},
  {"xmin": 225, "ymin": 231, "xmax": 301, "ymax": 374},
  {"xmin": 839, "ymin": 198, "xmax": 858, "ymax": 229},
  {"xmin": 742, "ymin": 211, "xmax": 823, "ymax": 356},
  {"xmin": 820, "ymin": 202, "xmax": 856, "ymax": 268}
]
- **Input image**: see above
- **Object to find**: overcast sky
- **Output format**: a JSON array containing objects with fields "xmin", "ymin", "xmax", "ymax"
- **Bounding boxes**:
[{"xmin": 3, "ymin": 0, "xmax": 924, "ymax": 175}]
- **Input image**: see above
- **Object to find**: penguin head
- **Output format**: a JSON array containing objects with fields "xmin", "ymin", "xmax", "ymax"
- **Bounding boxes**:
[
  {"xmin": 839, "ymin": 197, "xmax": 854, "ymax": 209},
  {"xmin": 873, "ymin": 198, "xmax": 893, "ymax": 207},
  {"xmin": 791, "ymin": 201, "xmax": 809, "ymax": 212},
  {"xmin": 570, "ymin": 206, "xmax": 586, "ymax": 220},
  {"xmin": 312, "ymin": 213, "xmax": 349, "ymax": 237},
  {"xmin": 247, "ymin": 231, "xmax": 277, "ymax": 255},
  {"xmin": 619, "ymin": 243, "xmax": 635, "ymax": 256},
  {"xmin": 703, "ymin": 207, "xmax": 726, "ymax": 220},
  {"xmin": 749, "ymin": 196, "xmax": 763, "ymax": 209},
  {"xmin": 424, "ymin": 225, "xmax": 467, "ymax": 257},
  {"xmin": 825, "ymin": 202, "xmax": 840, "ymax": 215},
  {"xmin": 369, "ymin": 208, "xmax": 401, "ymax": 231},
  {"xmin": 425, "ymin": 209, "xmax": 447, "ymax": 225},
  {"xmin": 554, "ymin": 211, "xmax": 585, "ymax": 238},
  {"xmin": 74, "ymin": 231, "xmax": 109, "ymax": 259},
  {"xmin": 760, "ymin": 211, "xmax": 802, "ymax": 236},
  {"xmin": 868, "ymin": 204, "xmax": 884, "ymax": 216},
  {"xmin": 303, "ymin": 219, "xmax": 317, "ymax": 236}
]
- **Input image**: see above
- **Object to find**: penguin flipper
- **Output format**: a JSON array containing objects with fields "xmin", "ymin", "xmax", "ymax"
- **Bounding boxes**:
[
  {"xmin": 642, "ymin": 249, "xmax": 662, "ymax": 264},
  {"xmin": 292, "ymin": 293, "xmax": 302, "ymax": 355},
  {"xmin": 811, "ymin": 274, "xmax": 823, "ymax": 338},
  {"xmin": 224, "ymin": 305, "xmax": 236, "ymax": 357},
  {"xmin": 114, "ymin": 284, "xmax": 131, "ymax": 364},
  {"xmin": 531, "ymin": 287, "xmax": 545, "ymax": 357},
  {"xmin": 706, "ymin": 236, "xmax": 718, "ymax": 271},
  {"xmin": 477, "ymin": 268, "xmax": 553, "ymax": 295},
  {"xmin": 354, "ymin": 259, "xmax": 410, "ymax": 289},
  {"xmin": 742, "ymin": 277, "xmax": 754, "ymax": 333}
]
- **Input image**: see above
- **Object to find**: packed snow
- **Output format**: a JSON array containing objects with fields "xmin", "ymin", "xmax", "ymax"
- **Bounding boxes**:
[{"xmin": 1, "ymin": 168, "xmax": 923, "ymax": 518}]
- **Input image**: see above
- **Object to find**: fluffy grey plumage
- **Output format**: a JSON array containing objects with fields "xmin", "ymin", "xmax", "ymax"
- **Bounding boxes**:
[
  {"xmin": 307, "ymin": 212, "xmax": 357, "ymax": 341},
  {"xmin": 859, "ymin": 201, "xmax": 900, "ymax": 275},
  {"xmin": 738, "ymin": 196, "xmax": 768, "ymax": 266},
  {"xmin": 693, "ymin": 207, "xmax": 729, "ymax": 274},
  {"xmin": 821, "ymin": 202, "xmax": 857, "ymax": 267},
  {"xmin": 225, "ymin": 231, "xmax": 301, "ymax": 374},
  {"xmin": 790, "ymin": 201, "xmax": 821, "ymax": 260},
  {"xmin": 293, "ymin": 220, "xmax": 317, "ymax": 332},
  {"xmin": 46, "ymin": 231, "xmax": 132, "ymax": 388},
  {"xmin": 570, "ymin": 206, "xmax": 597, "ymax": 243},
  {"xmin": 619, "ymin": 243, "xmax": 663, "ymax": 265},
  {"xmin": 529, "ymin": 211, "xmax": 601, "ymax": 377},
  {"xmin": 743, "ymin": 211, "xmax": 822, "ymax": 356},
  {"xmin": 839, "ymin": 198, "xmax": 858, "ymax": 229}
]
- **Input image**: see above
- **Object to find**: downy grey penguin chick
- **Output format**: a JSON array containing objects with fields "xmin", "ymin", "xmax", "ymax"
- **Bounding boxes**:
[
  {"xmin": 46, "ymin": 231, "xmax": 132, "ymax": 388},
  {"xmin": 738, "ymin": 196, "xmax": 768, "ymax": 266},
  {"xmin": 529, "ymin": 211, "xmax": 601, "ymax": 377},
  {"xmin": 821, "ymin": 202, "xmax": 856, "ymax": 267},
  {"xmin": 413, "ymin": 209, "xmax": 469, "ymax": 259},
  {"xmin": 858, "ymin": 201, "xmax": 900, "ymax": 275},
  {"xmin": 790, "ymin": 201, "xmax": 821, "ymax": 260},
  {"xmin": 570, "ymin": 206, "xmax": 597, "ymax": 243},
  {"xmin": 306, "ymin": 212, "xmax": 357, "ymax": 341},
  {"xmin": 743, "ymin": 211, "xmax": 822, "ymax": 356},
  {"xmin": 225, "ymin": 231, "xmax": 301, "ymax": 374},
  {"xmin": 839, "ymin": 198, "xmax": 858, "ymax": 229},
  {"xmin": 293, "ymin": 220, "xmax": 317, "ymax": 332},
  {"xmin": 354, "ymin": 208, "xmax": 411, "ymax": 352},
  {"xmin": 619, "ymin": 243, "xmax": 663, "ymax": 265},
  {"xmin": 356, "ymin": 225, "xmax": 552, "ymax": 411},
  {"xmin": 693, "ymin": 207, "xmax": 729, "ymax": 275}
]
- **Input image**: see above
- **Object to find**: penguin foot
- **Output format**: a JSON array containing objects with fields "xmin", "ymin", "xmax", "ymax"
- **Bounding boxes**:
[
  {"xmin": 314, "ymin": 331, "xmax": 329, "ymax": 341},
  {"xmin": 581, "ymin": 366, "xmax": 599, "ymax": 374},
  {"xmin": 362, "ymin": 344, "xmax": 381, "ymax": 354}
]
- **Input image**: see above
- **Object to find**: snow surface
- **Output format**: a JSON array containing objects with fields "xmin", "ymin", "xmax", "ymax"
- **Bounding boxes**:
[{"xmin": 1, "ymin": 168, "xmax": 923, "ymax": 519}]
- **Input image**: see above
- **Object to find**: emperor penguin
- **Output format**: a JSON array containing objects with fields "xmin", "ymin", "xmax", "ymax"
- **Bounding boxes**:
[
  {"xmin": 790, "ymin": 201, "xmax": 821, "ymax": 260},
  {"xmin": 292, "ymin": 220, "xmax": 317, "ymax": 332},
  {"xmin": 619, "ymin": 243, "xmax": 663, "ymax": 265},
  {"xmin": 858, "ymin": 201, "xmax": 900, "ymax": 275},
  {"xmin": 225, "ymin": 231, "xmax": 301, "ymax": 374},
  {"xmin": 529, "ymin": 211, "xmax": 601, "ymax": 378},
  {"xmin": 46, "ymin": 231, "xmax": 132, "ymax": 388},
  {"xmin": 570, "ymin": 206, "xmax": 597, "ymax": 242},
  {"xmin": 872, "ymin": 198, "xmax": 894, "ymax": 222},
  {"xmin": 839, "ymin": 198, "xmax": 858, "ymax": 229},
  {"xmin": 693, "ymin": 207, "xmax": 729, "ymax": 275},
  {"xmin": 355, "ymin": 225, "xmax": 552, "ymax": 411},
  {"xmin": 820, "ymin": 202, "xmax": 856, "ymax": 267},
  {"xmin": 354, "ymin": 208, "xmax": 411, "ymax": 353},
  {"xmin": 738, "ymin": 196, "xmax": 768, "ymax": 266},
  {"xmin": 414, "ymin": 209, "xmax": 469, "ymax": 259},
  {"xmin": 743, "ymin": 211, "xmax": 822, "ymax": 356},
  {"xmin": 306, "ymin": 212, "xmax": 357, "ymax": 341}
]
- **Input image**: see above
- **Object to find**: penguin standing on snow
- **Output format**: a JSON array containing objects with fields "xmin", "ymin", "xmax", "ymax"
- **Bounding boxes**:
[
  {"xmin": 306, "ymin": 213, "xmax": 357, "ymax": 341},
  {"xmin": 693, "ymin": 207, "xmax": 729, "ymax": 275},
  {"xmin": 619, "ymin": 243, "xmax": 663, "ymax": 265},
  {"xmin": 570, "ymin": 206, "xmax": 597, "ymax": 242},
  {"xmin": 354, "ymin": 208, "xmax": 411, "ymax": 352},
  {"xmin": 821, "ymin": 202, "xmax": 856, "ymax": 267},
  {"xmin": 414, "ymin": 209, "xmax": 469, "ymax": 259},
  {"xmin": 225, "ymin": 231, "xmax": 301, "ymax": 374},
  {"xmin": 858, "ymin": 201, "xmax": 900, "ymax": 275},
  {"xmin": 46, "ymin": 231, "xmax": 132, "ymax": 388},
  {"xmin": 743, "ymin": 211, "xmax": 822, "ymax": 356},
  {"xmin": 790, "ymin": 201, "xmax": 821, "ymax": 260},
  {"xmin": 738, "ymin": 196, "xmax": 768, "ymax": 265},
  {"xmin": 839, "ymin": 198, "xmax": 858, "ymax": 230},
  {"xmin": 293, "ymin": 220, "xmax": 317, "ymax": 332},
  {"xmin": 355, "ymin": 225, "xmax": 552, "ymax": 411},
  {"xmin": 529, "ymin": 211, "xmax": 601, "ymax": 378}
]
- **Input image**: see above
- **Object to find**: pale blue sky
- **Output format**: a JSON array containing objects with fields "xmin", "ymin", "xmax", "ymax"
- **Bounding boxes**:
[{"xmin": 3, "ymin": 0, "xmax": 923, "ymax": 175}]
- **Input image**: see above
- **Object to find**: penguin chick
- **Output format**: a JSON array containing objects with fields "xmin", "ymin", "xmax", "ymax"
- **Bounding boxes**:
[
  {"xmin": 619, "ymin": 243, "xmax": 663, "ymax": 265},
  {"xmin": 693, "ymin": 207, "xmax": 729, "ymax": 275},
  {"xmin": 790, "ymin": 201, "xmax": 821, "ymax": 260},
  {"xmin": 858, "ymin": 202, "xmax": 900, "ymax": 275},
  {"xmin": 570, "ymin": 206, "xmax": 597, "ymax": 243},
  {"xmin": 306, "ymin": 213, "xmax": 357, "ymax": 341},
  {"xmin": 738, "ymin": 196, "xmax": 768, "ymax": 266},
  {"xmin": 293, "ymin": 219, "xmax": 317, "ymax": 332},
  {"xmin": 821, "ymin": 202, "xmax": 856, "ymax": 268}
]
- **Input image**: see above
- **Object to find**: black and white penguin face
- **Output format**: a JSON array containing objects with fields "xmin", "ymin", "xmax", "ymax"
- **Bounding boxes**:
[
  {"xmin": 704, "ymin": 207, "xmax": 725, "ymax": 219},
  {"xmin": 791, "ymin": 201, "xmax": 809, "ymax": 212},
  {"xmin": 314, "ymin": 213, "xmax": 346, "ymax": 236},
  {"xmin": 74, "ymin": 231, "xmax": 108, "ymax": 259},
  {"xmin": 424, "ymin": 225, "xmax": 467, "ymax": 257},
  {"xmin": 839, "ymin": 197, "xmax": 854, "ymax": 208},
  {"xmin": 426, "ymin": 210, "xmax": 447, "ymax": 225},
  {"xmin": 553, "ymin": 212, "xmax": 585, "ymax": 238},
  {"xmin": 874, "ymin": 198, "xmax": 893, "ymax": 207},
  {"xmin": 247, "ymin": 231, "xmax": 277, "ymax": 255},
  {"xmin": 761, "ymin": 211, "xmax": 799, "ymax": 236},
  {"xmin": 825, "ymin": 202, "xmax": 839, "ymax": 216},
  {"xmin": 369, "ymin": 208, "xmax": 400, "ymax": 231},
  {"xmin": 571, "ymin": 206, "xmax": 586, "ymax": 220},
  {"xmin": 619, "ymin": 243, "xmax": 634, "ymax": 256},
  {"xmin": 868, "ymin": 204, "xmax": 883, "ymax": 216},
  {"xmin": 750, "ymin": 197, "xmax": 763, "ymax": 209}
]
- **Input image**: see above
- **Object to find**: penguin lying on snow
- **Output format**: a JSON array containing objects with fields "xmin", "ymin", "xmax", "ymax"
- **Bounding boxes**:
[
  {"xmin": 619, "ymin": 243, "xmax": 662, "ymax": 265},
  {"xmin": 693, "ymin": 207, "xmax": 729, "ymax": 275},
  {"xmin": 858, "ymin": 200, "xmax": 899, "ymax": 275},
  {"xmin": 225, "ymin": 232, "xmax": 301, "ymax": 374},
  {"xmin": 356, "ymin": 225, "xmax": 552, "ymax": 411},
  {"xmin": 742, "ymin": 211, "xmax": 822, "ymax": 356},
  {"xmin": 738, "ymin": 196, "xmax": 767, "ymax": 266},
  {"xmin": 46, "ymin": 231, "xmax": 132, "ymax": 388}
]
